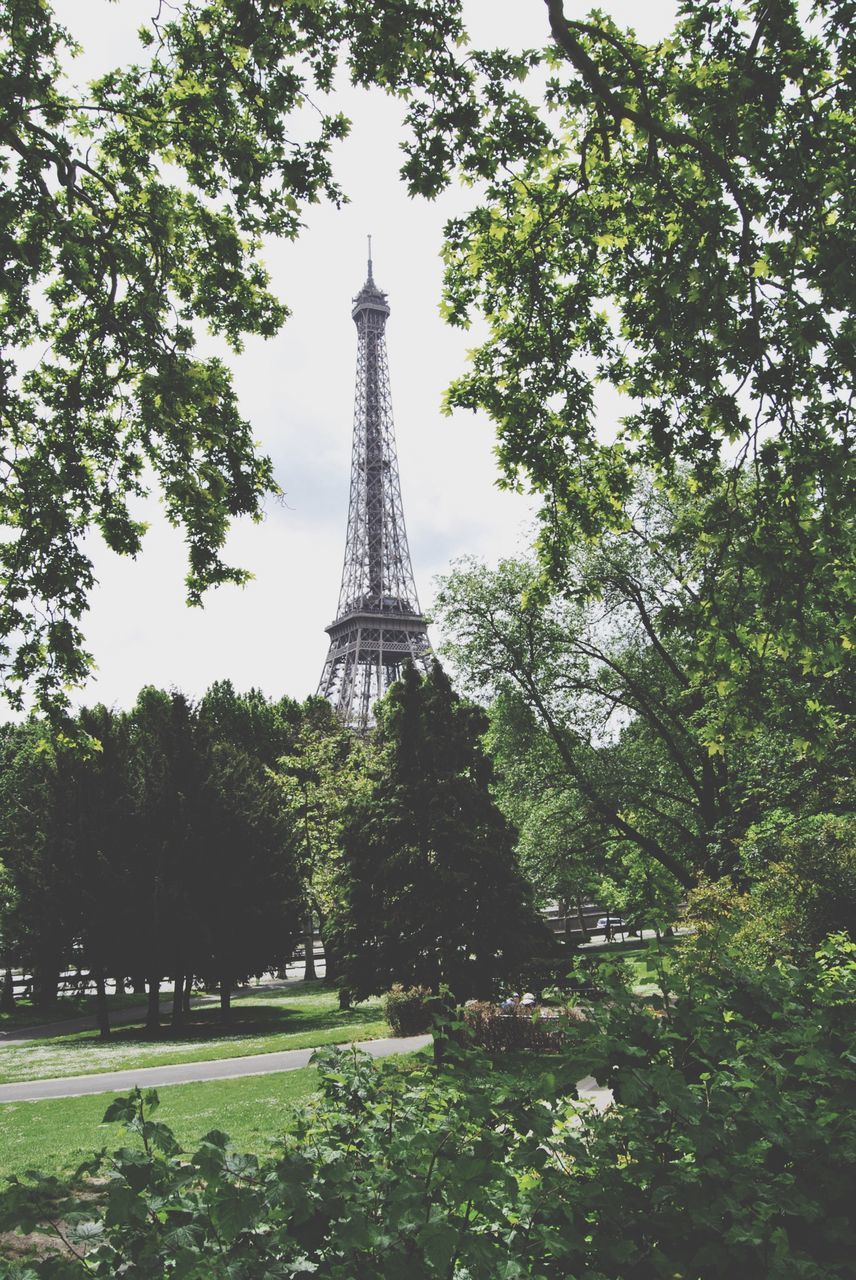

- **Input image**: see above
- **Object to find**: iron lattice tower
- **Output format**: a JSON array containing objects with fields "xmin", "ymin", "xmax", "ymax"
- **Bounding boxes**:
[{"xmin": 317, "ymin": 248, "xmax": 430, "ymax": 730}]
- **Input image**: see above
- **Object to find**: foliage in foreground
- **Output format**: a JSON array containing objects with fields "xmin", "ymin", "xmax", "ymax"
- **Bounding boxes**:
[{"xmin": 2, "ymin": 936, "xmax": 853, "ymax": 1279}]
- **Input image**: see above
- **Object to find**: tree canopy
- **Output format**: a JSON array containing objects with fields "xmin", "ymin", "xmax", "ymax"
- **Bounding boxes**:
[
  {"xmin": 436, "ymin": 473, "xmax": 853, "ymax": 907},
  {"xmin": 0, "ymin": 0, "xmax": 464, "ymax": 710},
  {"xmin": 2, "ymin": 0, "xmax": 852, "ymax": 726},
  {"xmin": 431, "ymin": 2, "xmax": 854, "ymax": 703},
  {"xmin": 0, "ymin": 683, "xmax": 305, "ymax": 1027}
]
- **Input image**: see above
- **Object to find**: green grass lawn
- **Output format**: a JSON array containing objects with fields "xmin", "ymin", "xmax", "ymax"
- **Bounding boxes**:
[
  {"xmin": 0, "ymin": 992, "xmax": 151, "ymax": 1033},
  {"xmin": 0, "ymin": 983, "xmax": 389, "ymax": 1084},
  {"xmin": 621, "ymin": 938, "xmax": 678, "ymax": 995},
  {"xmin": 0, "ymin": 1047, "xmax": 594, "ymax": 1184},
  {"xmin": 0, "ymin": 1067, "xmax": 320, "ymax": 1181}
]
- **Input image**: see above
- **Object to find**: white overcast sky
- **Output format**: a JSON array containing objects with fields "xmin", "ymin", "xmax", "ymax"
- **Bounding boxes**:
[{"xmin": 53, "ymin": 0, "xmax": 675, "ymax": 712}]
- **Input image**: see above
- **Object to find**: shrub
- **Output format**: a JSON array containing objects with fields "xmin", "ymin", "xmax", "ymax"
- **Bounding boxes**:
[
  {"xmin": 382, "ymin": 983, "xmax": 435, "ymax": 1035},
  {"xmin": 462, "ymin": 1000, "xmax": 575, "ymax": 1052},
  {"xmin": 685, "ymin": 812, "xmax": 856, "ymax": 974},
  {"xmin": 2, "ymin": 938, "xmax": 853, "ymax": 1278}
]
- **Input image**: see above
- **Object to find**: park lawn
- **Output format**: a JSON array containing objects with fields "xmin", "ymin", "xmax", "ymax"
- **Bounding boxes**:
[
  {"xmin": 0, "ymin": 1047, "xmax": 594, "ymax": 1184},
  {"xmin": 0, "ymin": 992, "xmax": 153, "ymax": 1033},
  {"xmin": 621, "ymin": 938, "xmax": 678, "ymax": 996},
  {"xmin": 0, "ymin": 984, "xmax": 389, "ymax": 1084},
  {"xmin": 0, "ymin": 1067, "xmax": 320, "ymax": 1181}
]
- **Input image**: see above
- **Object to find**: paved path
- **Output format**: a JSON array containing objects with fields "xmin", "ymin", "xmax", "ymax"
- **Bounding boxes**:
[
  {"xmin": 0, "ymin": 1035, "xmax": 433, "ymax": 1103},
  {"xmin": 0, "ymin": 1039, "xmax": 613, "ymax": 1112}
]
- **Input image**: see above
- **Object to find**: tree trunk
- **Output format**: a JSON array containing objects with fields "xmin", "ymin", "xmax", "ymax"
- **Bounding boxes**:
[
  {"xmin": 1, "ymin": 968, "xmax": 15, "ymax": 1013},
  {"xmin": 220, "ymin": 976, "xmax": 231, "ymax": 1023},
  {"xmin": 146, "ymin": 975, "xmax": 161, "ymax": 1034},
  {"xmin": 575, "ymin": 896, "xmax": 590, "ymax": 943},
  {"xmin": 303, "ymin": 914, "xmax": 317, "ymax": 981},
  {"xmin": 132, "ymin": 974, "xmax": 146, "ymax": 994},
  {"xmin": 322, "ymin": 936, "xmax": 337, "ymax": 985},
  {"xmin": 183, "ymin": 973, "xmax": 193, "ymax": 1016},
  {"xmin": 94, "ymin": 966, "xmax": 110, "ymax": 1040},
  {"xmin": 113, "ymin": 974, "xmax": 125, "ymax": 996},
  {"xmin": 34, "ymin": 963, "xmax": 59, "ymax": 1008},
  {"xmin": 338, "ymin": 985, "xmax": 352, "ymax": 1011},
  {"xmin": 171, "ymin": 972, "xmax": 185, "ymax": 1029}
]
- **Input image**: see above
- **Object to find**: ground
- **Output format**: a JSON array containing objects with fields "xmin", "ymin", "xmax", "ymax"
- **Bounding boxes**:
[
  {"xmin": 0, "ymin": 1067, "xmax": 319, "ymax": 1180},
  {"xmin": 0, "ymin": 979, "xmax": 389, "ymax": 1181},
  {"xmin": 0, "ymin": 982, "xmax": 387, "ymax": 1084}
]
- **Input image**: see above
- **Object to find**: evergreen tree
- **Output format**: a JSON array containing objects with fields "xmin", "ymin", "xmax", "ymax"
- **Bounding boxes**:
[
  {"xmin": 55, "ymin": 705, "xmax": 136, "ymax": 1037},
  {"xmin": 126, "ymin": 688, "xmax": 200, "ymax": 1031},
  {"xmin": 193, "ymin": 738, "xmax": 303, "ymax": 1021},
  {"xmin": 0, "ymin": 719, "xmax": 75, "ymax": 1006},
  {"xmin": 334, "ymin": 662, "xmax": 548, "ymax": 1003}
]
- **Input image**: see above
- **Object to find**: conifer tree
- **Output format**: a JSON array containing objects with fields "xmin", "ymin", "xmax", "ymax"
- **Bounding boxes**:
[{"xmin": 334, "ymin": 662, "xmax": 548, "ymax": 1003}]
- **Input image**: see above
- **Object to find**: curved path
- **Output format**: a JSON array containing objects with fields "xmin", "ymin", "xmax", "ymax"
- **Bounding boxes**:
[{"xmin": 0, "ymin": 1035, "xmax": 433, "ymax": 1103}]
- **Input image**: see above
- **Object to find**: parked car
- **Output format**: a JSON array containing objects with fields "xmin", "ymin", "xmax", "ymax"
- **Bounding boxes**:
[{"xmin": 595, "ymin": 916, "xmax": 627, "ymax": 935}]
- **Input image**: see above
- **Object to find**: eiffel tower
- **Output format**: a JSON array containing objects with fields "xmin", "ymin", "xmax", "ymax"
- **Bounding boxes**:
[{"xmin": 317, "ymin": 244, "xmax": 431, "ymax": 730}]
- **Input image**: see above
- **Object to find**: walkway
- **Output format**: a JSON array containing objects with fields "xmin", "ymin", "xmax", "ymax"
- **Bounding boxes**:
[{"xmin": 0, "ymin": 1035, "xmax": 433, "ymax": 1103}]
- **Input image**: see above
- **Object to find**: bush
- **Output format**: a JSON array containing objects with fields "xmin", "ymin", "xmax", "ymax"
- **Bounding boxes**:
[
  {"xmin": 2, "ymin": 937, "xmax": 853, "ymax": 1278},
  {"xmin": 463, "ymin": 1000, "xmax": 575, "ymax": 1052},
  {"xmin": 382, "ymin": 984, "xmax": 435, "ymax": 1035},
  {"xmin": 685, "ymin": 812, "xmax": 856, "ymax": 974}
]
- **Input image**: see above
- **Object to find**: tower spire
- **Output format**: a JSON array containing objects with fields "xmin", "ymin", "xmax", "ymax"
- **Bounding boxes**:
[{"xmin": 317, "ymin": 251, "xmax": 431, "ymax": 730}]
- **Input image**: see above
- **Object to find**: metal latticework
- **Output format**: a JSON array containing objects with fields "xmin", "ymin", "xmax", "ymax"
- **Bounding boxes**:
[{"xmin": 317, "ymin": 250, "xmax": 430, "ymax": 730}]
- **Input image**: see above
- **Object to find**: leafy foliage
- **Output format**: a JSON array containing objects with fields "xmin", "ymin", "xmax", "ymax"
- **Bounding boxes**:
[
  {"xmin": 382, "ymin": 984, "xmax": 436, "ymax": 1036},
  {"xmin": 437, "ymin": 474, "xmax": 854, "ymax": 911},
  {"xmin": 2, "ymin": 935, "xmax": 853, "ymax": 1277},
  {"xmin": 685, "ymin": 812, "xmax": 856, "ymax": 973},
  {"xmin": 0, "ymin": 684, "xmax": 305, "ymax": 1014},
  {"xmin": 275, "ymin": 697, "xmax": 373, "ymax": 983},
  {"xmin": 0, "ymin": 0, "xmax": 469, "ymax": 711},
  {"xmin": 416, "ymin": 0, "xmax": 855, "ymax": 750}
]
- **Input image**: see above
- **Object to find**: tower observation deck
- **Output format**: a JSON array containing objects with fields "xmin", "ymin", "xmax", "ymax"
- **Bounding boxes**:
[{"xmin": 317, "ymin": 247, "xmax": 431, "ymax": 729}]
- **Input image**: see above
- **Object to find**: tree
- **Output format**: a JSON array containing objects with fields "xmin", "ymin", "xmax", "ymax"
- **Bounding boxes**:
[
  {"xmin": 437, "ymin": 549, "xmax": 706, "ymax": 891},
  {"xmin": 276, "ymin": 697, "xmax": 372, "ymax": 984},
  {"xmin": 0, "ymin": 719, "xmax": 77, "ymax": 1006},
  {"xmin": 485, "ymin": 692, "xmax": 682, "ymax": 938},
  {"xmin": 414, "ymin": 0, "xmax": 854, "ymax": 754},
  {"xmin": 332, "ymin": 662, "xmax": 548, "ymax": 1004},
  {"xmin": 193, "ymin": 738, "xmax": 303, "ymax": 1021},
  {"xmin": 4, "ymin": 2, "xmax": 853, "ymax": 736},
  {"xmin": 436, "ymin": 469, "xmax": 854, "ymax": 898},
  {"xmin": 0, "ymin": 685, "xmax": 305, "ymax": 1026},
  {"xmin": 52, "ymin": 705, "xmax": 138, "ymax": 1037},
  {"xmin": 124, "ymin": 688, "xmax": 201, "ymax": 1031},
  {"xmin": 0, "ymin": 0, "xmax": 467, "ymax": 711},
  {"xmin": 197, "ymin": 681, "xmax": 301, "ymax": 770}
]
